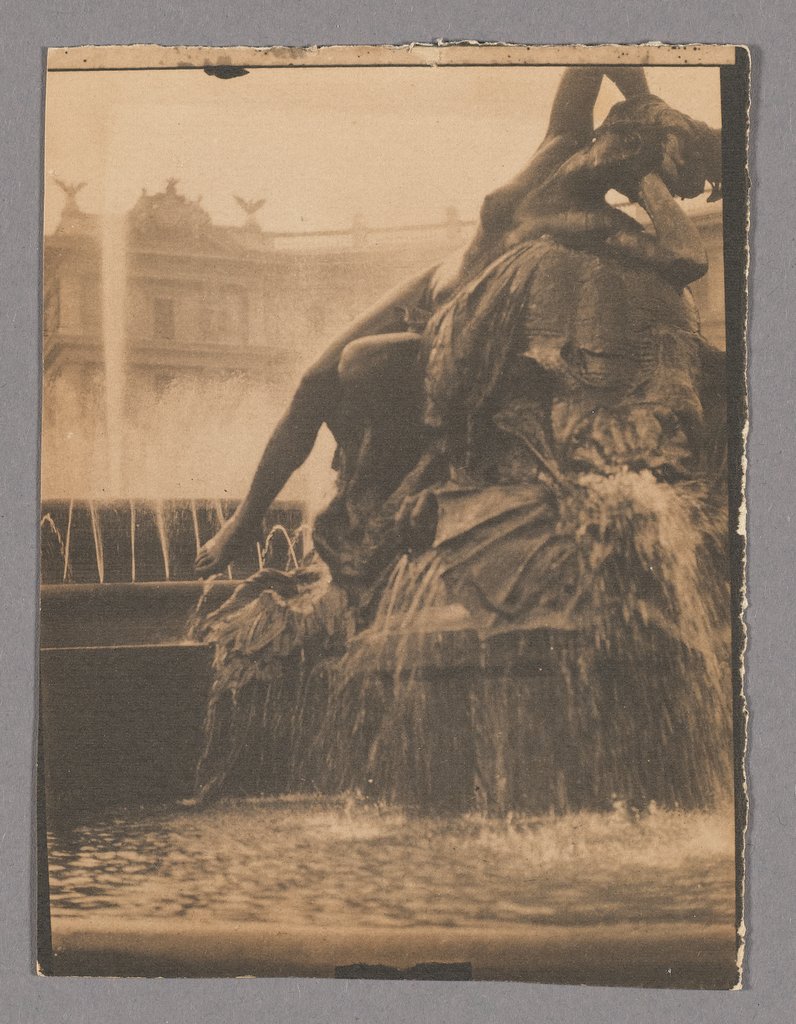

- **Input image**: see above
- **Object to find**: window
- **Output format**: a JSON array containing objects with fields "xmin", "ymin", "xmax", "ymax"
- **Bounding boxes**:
[{"xmin": 152, "ymin": 297, "xmax": 176, "ymax": 342}]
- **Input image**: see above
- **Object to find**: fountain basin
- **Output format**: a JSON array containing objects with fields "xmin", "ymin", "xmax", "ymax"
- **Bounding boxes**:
[
  {"xmin": 40, "ymin": 580, "xmax": 237, "ymax": 648},
  {"xmin": 49, "ymin": 917, "xmax": 737, "ymax": 986},
  {"xmin": 39, "ymin": 580, "xmax": 240, "ymax": 819},
  {"xmin": 40, "ymin": 642, "xmax": 211, "ymax": 817}
]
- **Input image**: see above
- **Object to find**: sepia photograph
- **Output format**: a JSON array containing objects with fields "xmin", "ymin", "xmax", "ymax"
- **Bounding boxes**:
[{"xmin": 38, "ymin": 44, "xmax": 747, "ymax": 987}]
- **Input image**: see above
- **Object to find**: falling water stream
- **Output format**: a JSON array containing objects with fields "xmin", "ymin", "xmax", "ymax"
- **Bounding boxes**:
[
  {"xmin": 263, "ymin": 523, "xmax": 301, "ymax": 570},
  {"xmin": 87, "ymin": 500, "xmax": 105, "ymax": 584},
  {"xmin": 99, "ymin": 213, "xmax": 127, "ymax": 496},
  {"xmin": 154, "ymin": 500, "xmax": 172, "ymax": 581},
  {"xmin": 297, "ymin": 469, "xmax": 734, "ymax": 815},
  {"xmin": 213, "ymin": 500, "xmax": 234, "ymax": 580},
  {"xmin": 190, "ymin": 499, "xmax": 202, "ymax": 559},
  {"xmin": 62, "ymin": 499, "xmax": 74, "ymax": 583},
  {"xmin": 129, "ymin": 499, "xmax": 136, "ymax": 583},
  {"xmin": 41, "ymin": 499, "xmax": 306, "ymax": 584},
  {"xmin": 40, "ymin": 514, "xmax": 67, "ymax": 577}
]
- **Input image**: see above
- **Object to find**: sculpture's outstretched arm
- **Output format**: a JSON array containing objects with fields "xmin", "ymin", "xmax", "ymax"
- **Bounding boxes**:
[
  {"xmin": 606, "ymin": 171, "xmax": 709, "ymax": 287},
  {"xmin": 547, "ymin": 66, "xmax": 650, "ymax": 139}
]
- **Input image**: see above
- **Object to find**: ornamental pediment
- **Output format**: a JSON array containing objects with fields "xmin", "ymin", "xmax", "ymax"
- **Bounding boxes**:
[{"xmin": 128, "ymin": 179, "xmax": 220, "ymax": 249}]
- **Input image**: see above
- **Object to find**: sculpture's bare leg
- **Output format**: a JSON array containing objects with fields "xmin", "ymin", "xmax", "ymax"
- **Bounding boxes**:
[
  {"xmin": 195, "ymin": 273, "xmax": 433, "ymax": 575},
  {"xmin": 337, "ymin": 333, "xmax": 424, "ymax": 417}
]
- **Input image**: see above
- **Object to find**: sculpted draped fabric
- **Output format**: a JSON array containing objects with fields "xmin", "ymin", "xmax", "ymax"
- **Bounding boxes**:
[{"xmin": 420, "ymin": 238, "xmax": 728, "ymax": 632}]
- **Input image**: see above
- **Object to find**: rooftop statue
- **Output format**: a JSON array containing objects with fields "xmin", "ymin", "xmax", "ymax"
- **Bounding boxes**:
[
  {"xmin": 53, "ymin": 178, "xmax": 87, "ymax": 215},
  {"xmin": 190, "ymin": 68, "xmax": 731, "ymax": 814},
  {"xmin": 233, "ymin": 196, "xmax": 267, "ymax": 218},
  {"xmin": 54, "ymin": 178, "xmax": 87, "ymax": 199}
]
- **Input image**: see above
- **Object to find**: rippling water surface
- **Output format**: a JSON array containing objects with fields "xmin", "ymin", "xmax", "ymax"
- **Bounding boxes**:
[{"xmin": 47, "ymin": 795, "xmax": 735, "ymax": 931}]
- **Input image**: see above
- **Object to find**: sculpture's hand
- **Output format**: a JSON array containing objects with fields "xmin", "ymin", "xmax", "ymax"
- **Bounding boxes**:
[{"xmin": 194, "ymin": 512, "xmax": 254, "ymax": 577}]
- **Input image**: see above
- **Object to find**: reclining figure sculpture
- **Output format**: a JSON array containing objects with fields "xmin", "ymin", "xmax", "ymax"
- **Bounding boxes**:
[{"xmin": 190, "ymin": 67, "xmax": 731, "ymax": 814}]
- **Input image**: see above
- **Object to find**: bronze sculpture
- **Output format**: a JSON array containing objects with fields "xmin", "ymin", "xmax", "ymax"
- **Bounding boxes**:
[{"xmin": 190, "ymin": 67, "xmax": 730, "ymax": 813}]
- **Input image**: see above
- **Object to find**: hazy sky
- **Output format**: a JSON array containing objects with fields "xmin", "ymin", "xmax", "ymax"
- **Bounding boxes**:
[{"xmin": 44, "ymin": 65, "xmax": 722, "ymax": 235}]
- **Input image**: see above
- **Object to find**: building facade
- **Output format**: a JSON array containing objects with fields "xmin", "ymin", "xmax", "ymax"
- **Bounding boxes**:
[{"xmin": 42, "ymin": 181, "xmax": 727, "ymax": 500}]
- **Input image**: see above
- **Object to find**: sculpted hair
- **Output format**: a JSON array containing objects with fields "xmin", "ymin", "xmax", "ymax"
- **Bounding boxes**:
[{"xmin": 600, "ymin": 94, "xmax": 723, "ymax": 200}]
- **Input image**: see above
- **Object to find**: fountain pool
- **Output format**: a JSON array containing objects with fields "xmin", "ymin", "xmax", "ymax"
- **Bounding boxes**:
[
  {"xmin": 39, "ymin": 496, "xmax": 739, "ymax": 986},
  {"xmin": 46, "ymin": 793, "xmax": 738, "ymax": 985}
]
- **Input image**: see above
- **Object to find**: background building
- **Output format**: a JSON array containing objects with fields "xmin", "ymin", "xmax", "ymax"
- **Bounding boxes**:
[{"xmin": 42, "ymin": 181, "xmax": 726, "ymax": 502}]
